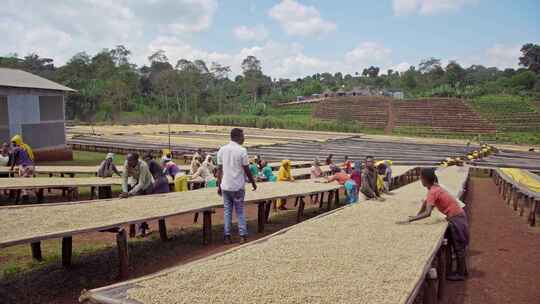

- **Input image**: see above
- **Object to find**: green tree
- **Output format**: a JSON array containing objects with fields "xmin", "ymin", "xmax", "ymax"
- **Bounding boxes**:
[
  {"xmin": 511, "ymin": 70, "xmax": 537, "ymax": 90},
  {"xmin": 241, "ymin": 55, "xmax": 264, "ymax": 103},
  {"xmin": 445, "ymin": 61, "xmax": 465, "ymax": 88},
  {"xmin": 519, "ymin": 43, "xmax": 540, "ymax": 74}
]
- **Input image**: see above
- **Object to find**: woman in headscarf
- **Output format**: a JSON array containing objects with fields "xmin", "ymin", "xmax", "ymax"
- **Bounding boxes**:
[
  {"xmin": 277, "ymin": 159, "xmax": 295, "ymax": 210},
  {"xmin": 260, "ymin": 160, "xmax": 276, "ymax": 182},
  {"xmin": 10, "ymin": 135, "xmax": 35, "ymax": 201},
  {"xmin": 309, "ymin": 158, "xmax": 324, "ymax": 205},
  {"xmin": 189, "ymin": 154, "xmax": 202, "ymax": 175},
  {"xmin": 96, "ymin": 153, "xmax": 121, "ymax": 199},
  {"xmin": 191, "ymin": 157, "xmax": 213, "ymax": 182},
  {"xmin": 202, "ymin": 155, "xmax": 215, "ymax": 173},
  {"xmin": 310, "ymin": 158, "xmax": 323, "ymax": 179},
  {"xmin": 161, "ymin": 156, "xmax": 187, "ymax": 192},
  {"xmin": 376, "ymin": 160, "xmax": 393, "ymax": 193},
  {"xmin": 350, "ymin": 160, "xmax": 362, "ymax": 194}
]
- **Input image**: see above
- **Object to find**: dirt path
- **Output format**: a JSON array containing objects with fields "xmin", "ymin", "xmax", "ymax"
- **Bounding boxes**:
[{"xmin": 443, "ymin": 177, "xmax": 540, "ymax": 304}]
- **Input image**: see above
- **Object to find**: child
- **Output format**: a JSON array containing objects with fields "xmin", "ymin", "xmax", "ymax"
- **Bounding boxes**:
[{"xmin": 398, "ymin": 168, "xmax": 469, "ymax": 281}]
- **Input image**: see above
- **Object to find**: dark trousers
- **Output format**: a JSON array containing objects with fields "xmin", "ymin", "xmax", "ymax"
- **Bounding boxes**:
[{"xmin": 447, "ymin": 213, "xmax": 470, "ymax": 258}]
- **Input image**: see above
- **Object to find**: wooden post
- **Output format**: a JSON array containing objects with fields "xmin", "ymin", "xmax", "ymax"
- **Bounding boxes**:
[
  {"xmin": 62, "ymin": 237, "xmax": 72, "ymax": 267},
  {"xmin": 158, "ymin": 219, "xmax": 168, "ymax": 242},
  {"xmin": 423, "ymin": 268, "xmax": 438, "ymax": 304},
  {"xmin": 116, "ymin": 229, "xmax": 129, "ymax": 279},
  {"xmin": 129, "ymin": 224, "xmax": 136, "ymax": 238},
  {"xmin": 258, "ymin": 202, "xmax": 266, "ymax": 233},
  {"xmin": 194, "ymin": 212, "xmax": 199, "ymax": 223},
  {"xmin": 202, "ymin": 210, "xmax": 212, "ymax": 245},
  {"xmin": 529, "ymin": 198, "xmax": 537, "ymax": 227},
  {"xmin": 327, "ymin": 191, "xmax": 334, "ymax": 212},
  {"xmin": 513, "ymin": 192, "xmax": 519, "ymax": 212},
  {"xmin": 335, "ymin": 189, "xmax": 340, "ymax": 206},
  {"xmin": 296, "ymin": 197, "xmax": 306, "ymax": 223},
  {"xmin": 31, "ymin": 242, "xmax": 43, "ymax": 261}
]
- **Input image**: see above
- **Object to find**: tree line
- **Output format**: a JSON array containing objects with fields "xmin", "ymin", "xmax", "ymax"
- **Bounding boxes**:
[{"xmin": 0, "ymin": 43, "xmax": 539, "ymax": 123}]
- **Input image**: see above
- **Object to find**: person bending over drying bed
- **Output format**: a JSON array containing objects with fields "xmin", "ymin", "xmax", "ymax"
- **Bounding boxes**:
[
  {"xmin": 120, "ymin": 153, "xmax": 153, "ymax": 198},
  {"xmin": 397, "ymin": 168, "xmax": 469, "ymax": 281},
  {"xmin": 324, "ymin": 167, "xmax": 358, "ymax": 204}
]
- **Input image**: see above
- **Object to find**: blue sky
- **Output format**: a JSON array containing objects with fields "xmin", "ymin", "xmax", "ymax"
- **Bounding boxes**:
[{"xmin": 1, "ymin": 0, "xmax": 539, "ymax": 78}]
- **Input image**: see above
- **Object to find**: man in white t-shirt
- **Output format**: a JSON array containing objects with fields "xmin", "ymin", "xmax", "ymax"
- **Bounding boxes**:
[{"xmin": 217, "ymin": 128, "xmax": 257, "ymax": 244}]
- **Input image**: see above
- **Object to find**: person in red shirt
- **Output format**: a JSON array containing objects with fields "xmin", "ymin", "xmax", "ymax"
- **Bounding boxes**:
[
  {"xmin": 325, "ymin": 167, "xmax": 358, "ymax": 204},
  {"xmin": 399, "ymin": 168, "xmax": 469, "ymax": 281}
]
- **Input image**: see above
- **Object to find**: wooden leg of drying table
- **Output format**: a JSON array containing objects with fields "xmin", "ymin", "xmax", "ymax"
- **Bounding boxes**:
[
  {"xmin": 264, "ymin": 200, "xmax": 272, "ymax": 224},
  {"xmin": 423, "ymin": 268, "xmax": 438, "ymax": 304},
  {"xmin": 327, "ymin": 191, "xmax": 334, "ymax": 212},
  {"xmin": 116, "ymin": 229, "xmax": 129, "ymax": 280},
  {"xmin": 159, "ymin": 219, "xmax": 168, "ymax": 242},
  {"xmin": 318, "ymin": 192, "xmax": 325, "ymax": 210},
  {"xmin": 258, "ymin": 202, "xmax": 266, "ymax": 233},
  {"xmin": 437, "ymin": 239, "xmax": 448, "ymax": 300},
  {"xmin": 296, "ymin": 197, "xmax": 306, "ymax": 223},
  {"xmin": 62, "ymin": 237, "xmax": 73, "ymax": 267},
  {"xmin": 129, "ymin": 224, "xmax": 136, "ymax": 238},
  {"xmin": 36, "ymin": 188, "xmax": 44, "ymax": 204},
  {"xmin": 203, "ymin": 211, "xmax": 212, "ymax": 245},
  {"xmin": 31, "ymin": 242, "xmax": 43, "ymax": 261}
]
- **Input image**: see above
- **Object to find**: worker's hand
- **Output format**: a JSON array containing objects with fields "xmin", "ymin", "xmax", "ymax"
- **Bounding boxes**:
[
  {"xmin": 119, "ymin": 192, "xmax": 130, "ymax": 199},
  {"xmin": 252, "ymin": 183, "xmax": 257, "ymax": 191},
  {"xmin": 217, "ymin": 186, "xmax": 222, "ymax": 196}
]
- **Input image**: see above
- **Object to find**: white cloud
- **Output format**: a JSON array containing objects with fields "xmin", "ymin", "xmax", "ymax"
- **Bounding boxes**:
[
  {"xmin": 345, "ymin": 42, "xmax": 392, "ymax": 66},
  {"xmin": 0, "ymin": 0, "xmax": 217, "ymax": 65},
  {"xmin": 233, "ymin": 25, "xmax": 269, "ymax": 42},
  {"xmin": 388, "ymin": 62, "xmax": 412, "ymax": 73},
  {"xmin": 393, "ymin": 0, "xmax": 477, "ymax": 16},
  {"xmin": 268, "ymin": 0, "xmax": 336, "ymax": 37},
  {"xmin": 485, "ymin": 44, "xmax": 521, "ymax": 69}
]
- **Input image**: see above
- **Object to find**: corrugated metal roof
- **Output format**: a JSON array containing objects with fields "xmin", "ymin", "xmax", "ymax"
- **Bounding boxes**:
[{"xmin": 0, "ymin": 68, "xmax": 75, "ymax": 92}]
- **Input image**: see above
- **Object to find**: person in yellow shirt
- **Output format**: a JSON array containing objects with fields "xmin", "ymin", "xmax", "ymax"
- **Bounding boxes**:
[{"xmin": 277, "ymin": 159, "xmax": 295, "ymax": 210}]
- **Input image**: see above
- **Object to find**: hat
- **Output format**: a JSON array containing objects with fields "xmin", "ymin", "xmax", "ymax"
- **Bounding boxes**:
[{"xmin": 106, "ymin": 153, "xmax": 114, "ymax": 160}]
